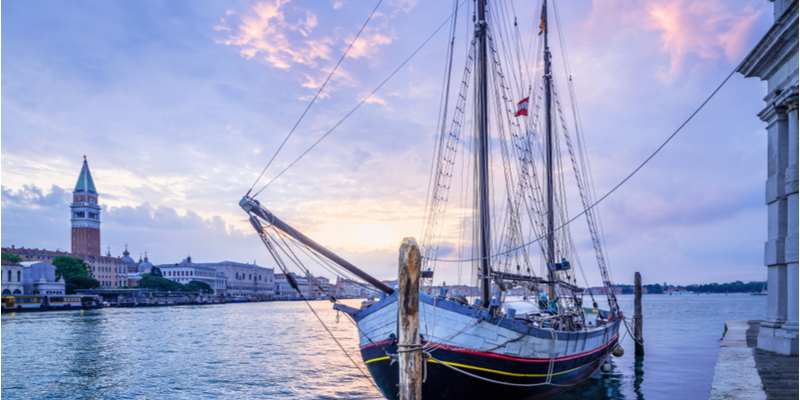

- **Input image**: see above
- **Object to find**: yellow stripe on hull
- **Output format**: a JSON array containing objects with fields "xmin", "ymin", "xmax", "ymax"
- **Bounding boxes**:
[{"xmin": 363, "ymin": 356, "xmax": 597, "ymax": 378}]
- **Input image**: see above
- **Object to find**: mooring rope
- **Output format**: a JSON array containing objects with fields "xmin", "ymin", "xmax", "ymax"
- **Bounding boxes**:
[
  {"xmin": 622, "ymin": 316, "xmax": 644, "ymax": 346},
  {"xmin": 426, "ymin": 354, "xmax": 576, "ymax": 388}
]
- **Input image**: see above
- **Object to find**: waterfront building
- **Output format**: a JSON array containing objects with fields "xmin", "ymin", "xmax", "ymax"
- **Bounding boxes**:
[
  {"xmin": 308, "ymin": 276, "xmax": 329, "ymax": 299},
  {"xmin": 126, "ymin": 273, "xmax": 142, "ymax": 287},
  {"xmin": 157, "ymin": 256, "xmax": 218, "ymax": 289},
  {"xmin": 155, "ymin": 258, "xmax": 272, "ymax": 299},
  {"xmin": 1, "ymin": 260, "xmax": 24, "ymax": 295},
  {"xmin": 737, "ymin": 0, "xmax": 799, "ymax": 355},
  {"xmin": 333, "ymin": 276, "xmax": 380, "ymax": 299},
  {"xmin": 446, "ymin": 285, "xmax": 479, "ymax": 297},
  {"xmin": 18, "ymin": 261, "xmax": 65, "ymax": 295},
  {"xmin": 274, "ymin": 273, "xmax": 297, "ymax": 300},
  {"xmin": 274, "ymin": 273, "xmax": 309, "ymax": 300},
  {"xmin": 1, "ymin": 246, "xmax": 128, "ymax": 289}
]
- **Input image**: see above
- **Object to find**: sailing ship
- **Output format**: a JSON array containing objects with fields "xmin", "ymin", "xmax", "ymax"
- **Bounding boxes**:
[{"xmin": 240, "ymin": 0, "xmax": 623, "ymax": 398}]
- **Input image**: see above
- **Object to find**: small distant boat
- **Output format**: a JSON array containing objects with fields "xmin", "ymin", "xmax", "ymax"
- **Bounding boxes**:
[
  {"xmin": 232, "ymin": 296, "xmax": 247, "ymax": 303},
  {"xmin": 751, "ymin": 280, "xmax": 767, "ymax": 296}
]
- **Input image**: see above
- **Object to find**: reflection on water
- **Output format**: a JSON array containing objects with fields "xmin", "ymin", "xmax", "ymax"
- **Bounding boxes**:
[
  {"xmin": 633, "ymin": 356, "xmax": 645, "ymax": 400},
  {"xmin": 2, "ymin": 295, "xmax": 764, "ymax": 399}
]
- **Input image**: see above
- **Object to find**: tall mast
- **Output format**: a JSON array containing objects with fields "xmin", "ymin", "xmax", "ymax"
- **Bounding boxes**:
[
  {"xmin": 543, "ymin": 0, "xmax": 556, "ymax": 300},
  {"xmin": 476, "ymin": 0, "xmax": 491, "ymax": 306}
]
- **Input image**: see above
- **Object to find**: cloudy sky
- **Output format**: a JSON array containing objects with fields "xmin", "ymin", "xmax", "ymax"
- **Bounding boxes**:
[{"xmin": 2, "ymin": 0, "xmax": 774, "ymax": 286}]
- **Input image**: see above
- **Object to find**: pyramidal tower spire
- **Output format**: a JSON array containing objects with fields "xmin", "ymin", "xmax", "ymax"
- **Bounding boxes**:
[{"xmin": 70, "ymin": 156, "xmax": 101, "ymax": 256}]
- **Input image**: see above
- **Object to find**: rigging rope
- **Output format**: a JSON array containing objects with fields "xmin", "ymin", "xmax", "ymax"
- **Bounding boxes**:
[
  {"xmin": 252, "ymin": 0, "xmax": 468, "ymax": 197},
  {"xmin": 248, "ymin": 0, "xmax": 384, "ymax": 196},
  {"xmin": 423, "ymin": 64, "xmax": 741, "ymax": 263},
  {"xmin": 300, "ymin": 294, "xmax": 383, "ymax": 395}
]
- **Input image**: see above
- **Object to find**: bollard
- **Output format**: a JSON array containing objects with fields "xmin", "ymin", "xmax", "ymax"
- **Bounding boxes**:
[
  {"xmin": 634, "ymin": 272, "xmax": 644, "ymax": 357},
  {"xmin": 398, "ymin": 238, "xmax": 422, "ymax": 400}
]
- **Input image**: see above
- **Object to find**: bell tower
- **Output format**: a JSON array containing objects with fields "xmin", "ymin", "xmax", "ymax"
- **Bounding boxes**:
[{"xmin": 71, "ymin": 156, "xmax": 101, "ymax": 256}]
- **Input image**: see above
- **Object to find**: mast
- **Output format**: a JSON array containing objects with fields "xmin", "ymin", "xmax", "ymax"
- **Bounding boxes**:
[
  {"xmin": 543, "ymin": 0, "xmax": 556, "ymax": 301},
  {"xmin": 476, "ymin": 0, "xmax": 492, "ymax": 307}
]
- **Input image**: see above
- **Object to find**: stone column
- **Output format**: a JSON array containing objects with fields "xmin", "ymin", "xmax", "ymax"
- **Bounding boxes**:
[
  {"xmin": 762, "ymin": 104, "xmax": 789, "ymax": 330},
  {"xmin": 781, "ymin": 98, "xmax": 799, "ymax": 346}
]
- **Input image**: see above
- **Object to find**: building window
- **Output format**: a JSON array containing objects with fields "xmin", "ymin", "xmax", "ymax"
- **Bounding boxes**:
[
  {"xmin": 6, "ymin": 270, "xmax": 10, "ymax": 282},
  {"xmin": 17, "ymin": 271, "xmax": 20, "ymax": 282}
]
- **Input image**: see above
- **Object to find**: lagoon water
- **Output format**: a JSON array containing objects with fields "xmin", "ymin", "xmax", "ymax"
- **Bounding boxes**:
[{"xmin": 2, "ymin": 294, "xmax": 765, "ymax": 399}]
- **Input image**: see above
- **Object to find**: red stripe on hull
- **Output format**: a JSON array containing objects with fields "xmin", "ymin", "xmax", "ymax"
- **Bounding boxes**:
[{"xmin": 361, "ymin": 334, "xmax": 619, "ymax": 363}]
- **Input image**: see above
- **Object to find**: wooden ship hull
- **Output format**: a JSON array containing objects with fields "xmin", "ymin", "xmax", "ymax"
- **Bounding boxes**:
[{"xmin": 336, "ymin": 292, "xmax": 620, "ymax": 400}]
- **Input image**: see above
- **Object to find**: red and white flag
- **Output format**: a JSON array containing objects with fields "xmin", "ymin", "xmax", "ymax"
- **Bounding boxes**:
[{"xmin": 514, "ymin": 97, "xmax": 529, "ymax": 117}]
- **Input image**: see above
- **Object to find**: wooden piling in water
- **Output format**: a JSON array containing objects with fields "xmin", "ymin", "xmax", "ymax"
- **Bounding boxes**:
[
  {"xmin": 634, "ymin": 271, "xmax": 644, "ymax": 357},
  {"xmin": 398, "ymin": 237, "xmax": 422, "ymax": 400}
]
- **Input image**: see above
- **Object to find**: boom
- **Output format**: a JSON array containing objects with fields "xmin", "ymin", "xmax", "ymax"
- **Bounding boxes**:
[{"xmin": 240, "ymin": 197, "xmax": 395, "ymax": 295}]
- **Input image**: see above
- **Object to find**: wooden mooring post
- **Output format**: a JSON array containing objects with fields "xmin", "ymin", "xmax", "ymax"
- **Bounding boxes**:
[
  {"xmin": 398, "ymin": 238, "xmax": 422, "ymax": 400},
  {"xmin": 634, "ymin": 272, "xmax": 645, "ymax": 357}
]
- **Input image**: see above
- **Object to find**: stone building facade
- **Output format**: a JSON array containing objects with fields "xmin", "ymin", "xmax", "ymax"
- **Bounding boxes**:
[
  {"xmin": 738, "ymin": 0, "xmax": 798, "ymax": 355},
  {"xmin": 155, "ymin": 259, "xmax": 272, "ymax": 299},
  {"xmin": 1, "ymin": 260, "xmax": 25, "ymax": 295},
  {"xmin": 20, "ymin": 261, "xmax": 66, "ymax": 295},
  {"xmin": 157, "ymin": 257, "xmax": 220, "ymax": 291},
  {"xmin": 274, "ymin": 273, "xmax": 309, "ymax": 300}
]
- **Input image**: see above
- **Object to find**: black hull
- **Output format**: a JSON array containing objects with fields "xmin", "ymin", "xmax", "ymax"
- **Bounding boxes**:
[{"xmin": 361, "ymin": 336, "xmax": 618, "ymax": 400}]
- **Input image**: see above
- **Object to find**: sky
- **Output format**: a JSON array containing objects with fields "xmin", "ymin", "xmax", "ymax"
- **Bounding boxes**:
[{"xmin": 1, "ymin": 0, "xmax": 776, "ymax": 287}]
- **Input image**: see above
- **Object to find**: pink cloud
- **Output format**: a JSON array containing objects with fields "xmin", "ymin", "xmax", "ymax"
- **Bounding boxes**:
[
  {"xmin": 584, "ymin": 0, "xmax": 768, "ymax": 76},
  {"xmin": 346, "ymin": 29, "xmax": 393, "ymax": 59},
  {"xmin": 217, "ymin": 0, "xmax": 332, "ymax": 69}
]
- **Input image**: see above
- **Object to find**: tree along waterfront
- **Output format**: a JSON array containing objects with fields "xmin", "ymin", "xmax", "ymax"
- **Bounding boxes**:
[
  {"xmin": 136, "ymin": 273, "xmax": 214, "ymax": 294},
  {"xmin": 613, "ymin": 281, "xmax": 766, "ymax": 294},
  {"xmin": 52, "ymin": 256, "xmax": 101, "ymax": 294},
  {"xmin": 1, "ymin": 251, "xmax": 22, "ymax": 264}
]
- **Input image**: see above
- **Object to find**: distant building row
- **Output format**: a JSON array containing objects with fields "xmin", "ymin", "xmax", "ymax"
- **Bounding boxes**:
[{"xmin": 2, "ymin": 158, "xmax": 376, "ymax": 301}]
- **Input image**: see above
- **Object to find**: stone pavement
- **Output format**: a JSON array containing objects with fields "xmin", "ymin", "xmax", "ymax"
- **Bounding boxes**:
[
  {"xmin": 710, "ymin": 320, "xmax": 767, "ymax": 400},
  {"xmin": 748, "ymin": 320, "xmax": 799, "ymax": 400}
]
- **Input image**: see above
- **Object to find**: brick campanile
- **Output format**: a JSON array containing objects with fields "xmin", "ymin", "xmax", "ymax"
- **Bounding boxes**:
[{"xmin": 71, "ymin": 156, "xmax": 101, "ymax": 256}]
